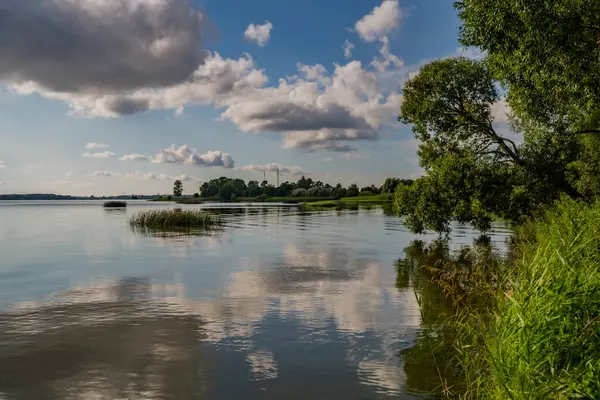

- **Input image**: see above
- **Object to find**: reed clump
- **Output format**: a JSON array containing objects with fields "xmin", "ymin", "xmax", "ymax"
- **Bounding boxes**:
[{"xmin": 129, "ymin": 209, "xmax": 222, "ymax": 230}]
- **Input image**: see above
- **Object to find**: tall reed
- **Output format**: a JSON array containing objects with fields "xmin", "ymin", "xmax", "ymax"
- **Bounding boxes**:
[{"xmin": 454, "ymin": 198, "xmax": 600, "ymax": 399}]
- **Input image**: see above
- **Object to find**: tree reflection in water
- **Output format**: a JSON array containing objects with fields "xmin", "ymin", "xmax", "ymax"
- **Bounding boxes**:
[{"xmin": 396, "ymin": 236, "xmax": 504, "ymax": 396}]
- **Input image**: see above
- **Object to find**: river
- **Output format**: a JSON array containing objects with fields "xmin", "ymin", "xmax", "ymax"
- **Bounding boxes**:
[{"xmin": 0, "ymin": 201, "xmax": 511, "ymax": 399}]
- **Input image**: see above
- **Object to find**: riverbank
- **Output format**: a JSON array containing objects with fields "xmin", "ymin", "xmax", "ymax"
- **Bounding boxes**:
[{"xmin": 430, "ymin": 198, "xmax": 600, "ymax": 398}]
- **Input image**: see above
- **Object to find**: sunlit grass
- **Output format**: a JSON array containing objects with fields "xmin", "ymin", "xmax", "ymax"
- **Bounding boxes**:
[
  {"xmin": 129, "ymin": 209, "xmax": 223, "ymax": 230},
  {"xmin": 453, "ymin": 198, "xmax": 600, "ymax": 399}
]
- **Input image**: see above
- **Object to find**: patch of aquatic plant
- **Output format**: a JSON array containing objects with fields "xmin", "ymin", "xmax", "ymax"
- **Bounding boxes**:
[
  {"xmin": 103, "ymin": 201, "xmax": 127, "ymax": 208},
  {"xmin": 129, "ymin": 209, "xmax": 223, "ymax": 230}
]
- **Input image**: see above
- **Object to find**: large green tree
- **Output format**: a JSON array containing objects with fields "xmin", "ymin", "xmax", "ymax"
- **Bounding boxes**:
[
  {"xmin": 456, "ymin": 0, "xmax": 600, "ymax": 132},
  {"xmin": 395, "ymin": 57, "xmax": 583, "ymax": 233}
]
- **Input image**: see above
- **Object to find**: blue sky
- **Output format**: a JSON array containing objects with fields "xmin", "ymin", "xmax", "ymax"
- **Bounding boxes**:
[{"xmin": 0, "ymin": 0, "xmax": 464, "ymax": 195}]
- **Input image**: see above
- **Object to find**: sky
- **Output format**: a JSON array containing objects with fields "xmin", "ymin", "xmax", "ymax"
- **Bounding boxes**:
[{"xmin": 0, "ymin": 0, "xmax": 469, "ymax": 196}]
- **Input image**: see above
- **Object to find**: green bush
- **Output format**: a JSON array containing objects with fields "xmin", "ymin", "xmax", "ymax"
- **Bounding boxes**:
[{"xmin": 359, "ymin": 191, "xmax": 374, "ymax": 197}]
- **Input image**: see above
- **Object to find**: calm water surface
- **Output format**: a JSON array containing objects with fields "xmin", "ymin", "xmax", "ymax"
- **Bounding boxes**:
[{"xmin": 0, "ymin": 202, "xmax": 511, "ymax": 399}]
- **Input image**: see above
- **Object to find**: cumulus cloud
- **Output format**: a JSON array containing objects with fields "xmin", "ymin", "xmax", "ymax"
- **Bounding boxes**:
[
  {"xmin": 83, "ymin": 151, "xmax": 116, "ymax": 159},
  {"xmin": 355, "ymin": 0, "xmax": 403, "ymax": 42},
  {"xmin": 89, "ymin": 171, "xmax": 120, "ymax": 177},
  {"xmin": 120, "ymin": 154, "xmax": 150, "ymax": 161},
  {"xmin": 0, "ymin": 0, "xmax": 207, "ymax": 93},
  {"xmin": 220, "ymin": 61, "xmax": 402, "ymax": 152},
  {"xmin": 86, "ymin": 142, "xmax": 110, "ymax": 149},
  {"xmin": 0, "ymin": 160, "xmax": 5, "ymax": 168},
  {"xmin": 173, "ymin": 174, "xmax": 199, "ymax": 182},
  {"xmin": 64, "ymin": 172, "xmax": 73, "ymax": 177},
  {"xmin": 125, "ymin": 171, "xmax": 199, "ymax": 182},
  {"xmin": 370, "ymin": 37, "xmax": 404, "ymax": 72},
  {"xmin": 343, "ymin": 40, "xmax": 355, "ymax": 58},
  {"xmin": 153, "ymin": 145, "xmax": 235, "ymax": 168},
  {"xmin": 12, "ymin": 52, "xmax": 268, "ymax": 118},
  {"xmin": 238, "ymin": 163, "xmax": 306, "ymax": 176},
  {"xmin": 125, "ymin": 171, "xmax": 171, "ymax": 181},
  {"xmin": 244, "ymin": 21, "xmax": 273, "ymax": 47},
  {"xmin": 3, "ymin": 1, "xmax": 406, "ymax": 153}
]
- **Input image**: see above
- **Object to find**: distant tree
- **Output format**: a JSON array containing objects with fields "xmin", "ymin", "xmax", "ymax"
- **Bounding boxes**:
[
  {"xmin": 382, "ymin": 178, "xmax": 402, "ymax": 193},
  {"xmin": 292, "ymin": 188, "xmax": 307, "ymax": 197},
  {"xmin": 334, "ymin": 186, "xmax": 348, "ymax": 199},
  {"xmin": 219, "ymin": 183, "xmax": 235, "ymax": 201},
  {"xmin": 347, "ymin": 184, "xmax": 359, "ymax": 197},
  {"xmin": 360, "ymin": 191, "xmax": 375, "ymax": 197},
  {"xmin": 173, "ymin": 180, "xmax": 183, "ymax": 197},
  {"xmin": 193, "ymin": 192, "xmax": 200, "ymax": 198},
  {"xmin": 296, "ymin": 176, "xmax": 311, "ymax": 190}
]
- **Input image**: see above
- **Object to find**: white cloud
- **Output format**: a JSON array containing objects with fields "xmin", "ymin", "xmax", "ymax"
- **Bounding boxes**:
[
  {"xmin": 125, "ymin": 172, "xmax": 171, "ymax": 181},
  {"xmin": 64, "ymin": 171, "xmax": 74, "ymax": 177},
  {"xmin": 296, "ymin": 64, "xmax": 331, "ymax": 86},
  {"xmin": 244, "ymin": 21, "xmax": 273, "ymax": 47},
  {"xmin": 153, "ymin": 145, "xmax": 235, "ymax": 168},
  {"xmin": 0, "ymin": 0, "xmax": 207, "ymax": 93},
  {"xmin": 0, "ymin": 160, "xmax": 5, "ymax": 168},
  {"xmin": 86, "ymin": 142, "xmax": 110, "ymax": 149},
  {"xmin": 4, "ymin": 2, "xmax": 407, "ymax": 154},
  {"xmin": 220, "ymin": 61, "xmax": 403, "ymax": 152},
  {"xmin": 0, "ymin": 180, "xmax": 13, "ymax": 185},
  {"xmin": 344, "ymin": 153, "xmax": 370, "ymax": 160},
  {"xmin": 89, "ymin": 171, "xmax": 120, "ymax": 177},
  {"xmin": 120, "ymin": 154, "xmax": 150, "ymax": 161},
  {"xmin": 173, "ymin": 174, "xmax": 199, "ymax": 182},
  {"xmin": 83, "ymin": 151, "xmax": 116, "ymax": 159},
  {"xmin": 370, "ymin": 37, "xmax": 403, "ymax": 72},
  {"xmin": 125, "ymin": 171, "xmax": 199, "ymax": 182},
  {"xmin": 343, "ymin": 40, "xmax": 355, "ymax": 58},
  {"xmin": 238, "ymin": 163, "xmax": 306, "ymax": 176},
  {"xmin": 12, "ymin": 52, "xmax": 268, "ymax": 118},
  {"xmin": 355, "ymin": 0, "xmax": 403, "ymax": 42}
]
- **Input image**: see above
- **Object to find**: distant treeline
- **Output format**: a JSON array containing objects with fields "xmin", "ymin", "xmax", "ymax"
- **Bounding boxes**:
[
  {"xmin": 194, "ymin": 176, "xmax": 413, "ymax": 201},
  {"xmin": 0, "ymin": 194, "xmax": 156, "ymax": 201}
]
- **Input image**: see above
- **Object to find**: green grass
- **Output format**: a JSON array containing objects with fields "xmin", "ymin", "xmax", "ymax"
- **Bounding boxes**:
[
  {"xmin": 103, "ymin": 201, "xmax": 127, "ymax": 208},
  {"xmin": 129, "ymin": 209, "xmax": 223, "ymax": 230},
  {"xmin": 304, "ymin": 194, "xmax": 394, "ymax": 208},
  {"xmin": 340, "ymin": 194, "xmax": 393, "ymax": 203},
  {"xmin": 454, "ymin": 198, "xmax": 600, "ymax": 399}
]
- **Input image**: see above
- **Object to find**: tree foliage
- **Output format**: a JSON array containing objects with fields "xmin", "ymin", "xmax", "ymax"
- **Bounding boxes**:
[
  {"xmin": 395, "ymin": 57, "xmax": 587, "ymax": 233},
  {"xmin": 456, "ymin": 0, "xmax": 600, "ymax": 131}
]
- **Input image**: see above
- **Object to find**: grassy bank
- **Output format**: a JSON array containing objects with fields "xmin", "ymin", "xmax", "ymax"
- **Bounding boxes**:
[
  {"xmin": 129, "ymin": 209, "xmax": 222, "ymax": 230},
  {"xmin": 450, "ymin": 199, "xmax": 600, "ymax": 398},
  {"xmin": 305, "ymin": 194, "xmax": 393, "ymax": 208}
]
